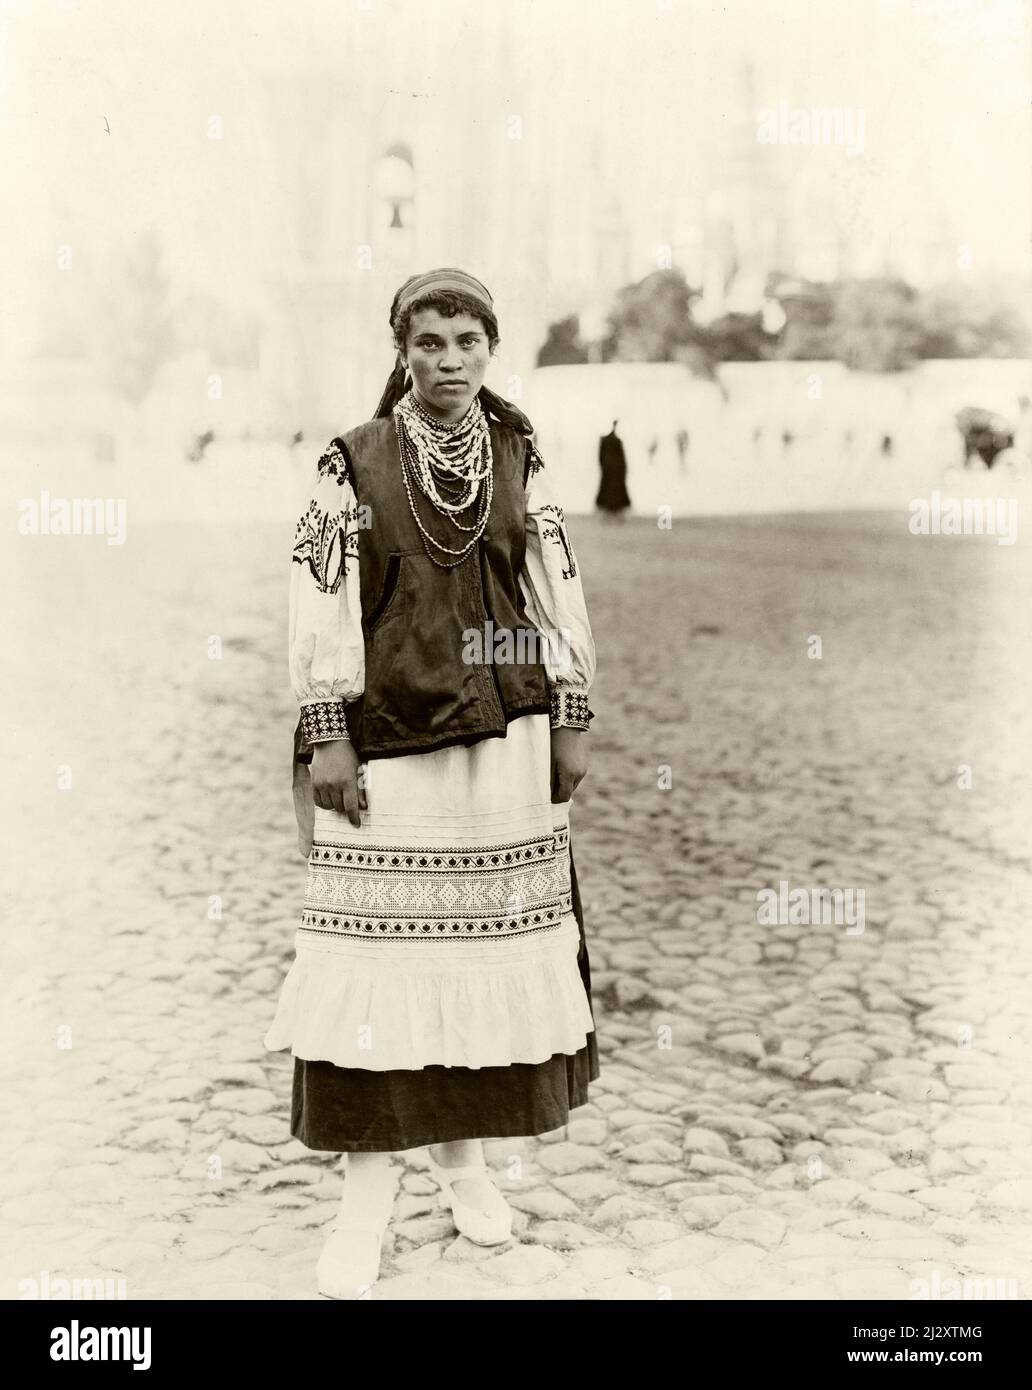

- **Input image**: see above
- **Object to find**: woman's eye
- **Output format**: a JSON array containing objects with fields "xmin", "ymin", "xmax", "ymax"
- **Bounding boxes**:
[{"xmin": 415, "ymin": 337, "xmax": 479, "ymax": 350}]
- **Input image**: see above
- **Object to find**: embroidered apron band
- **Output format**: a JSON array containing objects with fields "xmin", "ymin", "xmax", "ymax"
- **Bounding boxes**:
[{"xmin": 395, "ymin": 267, "xmax": 494, "ymax": 317}]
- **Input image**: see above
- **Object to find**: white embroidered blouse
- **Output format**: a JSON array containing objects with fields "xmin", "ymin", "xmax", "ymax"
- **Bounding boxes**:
[{"xmin": 289, "ymin": 434, "xmax": 597, "ymax": 746}]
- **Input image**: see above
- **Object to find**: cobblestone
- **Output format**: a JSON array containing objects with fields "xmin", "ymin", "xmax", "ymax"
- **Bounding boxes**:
[{"xmin": 3, "ymin": 511, "xmax": 1030, "ymax": 1299}]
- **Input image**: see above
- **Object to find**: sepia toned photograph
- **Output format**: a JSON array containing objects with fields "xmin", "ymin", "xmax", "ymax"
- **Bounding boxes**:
[{"xmin": 2, "ymin": 0, "xmax": 1031, "ymax": 1336}]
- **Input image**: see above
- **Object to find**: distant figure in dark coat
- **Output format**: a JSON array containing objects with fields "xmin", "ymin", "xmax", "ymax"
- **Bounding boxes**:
[
  {"xmin": 186, "ymin": 428, "xmax": 215, "ymax": 463},
  {"xmin": 596, "ymin": 420, "xmax": 631, "ymax": 520}
]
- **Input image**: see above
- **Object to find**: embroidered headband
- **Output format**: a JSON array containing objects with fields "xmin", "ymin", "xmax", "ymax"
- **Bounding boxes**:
[{"xmin": 394, "ymin": 267, "xmax": 494, "ymax": 319}]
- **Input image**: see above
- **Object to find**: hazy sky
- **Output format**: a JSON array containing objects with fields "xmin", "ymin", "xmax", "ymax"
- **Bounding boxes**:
[{"xmin": 2, "ymin": 0, "xmax": 1029, "ymax": 350}]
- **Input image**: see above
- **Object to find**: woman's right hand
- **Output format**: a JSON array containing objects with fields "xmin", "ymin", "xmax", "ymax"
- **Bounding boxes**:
[{"xmin": 310, "ymin": 739, "xmax": 367, "ymax": 827}]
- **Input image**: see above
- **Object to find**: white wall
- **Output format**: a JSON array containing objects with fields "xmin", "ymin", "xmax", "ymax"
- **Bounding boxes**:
[{"xmin": 523, "ymin": 359, "xmax": 1032, "ymax": 517}]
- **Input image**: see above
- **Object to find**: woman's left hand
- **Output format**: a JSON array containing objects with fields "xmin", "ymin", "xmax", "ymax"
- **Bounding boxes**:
[{"xmin": 550, "ymin": 726, "xmax": 589, "ymax": 803}]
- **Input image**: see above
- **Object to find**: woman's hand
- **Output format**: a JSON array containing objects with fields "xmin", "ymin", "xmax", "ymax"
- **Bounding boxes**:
[
  {"xmin": 550, "ymin": 726, "xmax": 589, "ymax": 803},
  {"xmin": 310, "ymin": 739, "xmax": 367, "ymax": 827}
]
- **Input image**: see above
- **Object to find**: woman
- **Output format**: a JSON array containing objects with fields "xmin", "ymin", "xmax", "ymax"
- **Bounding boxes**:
[{"xmin": 264, "ymin": 267, "xmax": 600, "ymax": 1298}]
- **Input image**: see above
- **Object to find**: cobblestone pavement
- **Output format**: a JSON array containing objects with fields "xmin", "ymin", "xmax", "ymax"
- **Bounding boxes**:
[{"xmin": 3, "ymin": 509, "xmax": 1031, "ymax": 1300}]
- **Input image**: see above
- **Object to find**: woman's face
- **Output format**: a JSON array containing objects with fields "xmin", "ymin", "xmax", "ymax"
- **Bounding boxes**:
[{"xmin": 402, "ymin": 308, "xmax": 492, "ymax": 422}]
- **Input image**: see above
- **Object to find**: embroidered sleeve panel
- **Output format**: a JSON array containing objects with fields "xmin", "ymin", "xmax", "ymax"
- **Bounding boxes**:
[
  {"xmin": 519, "ymin": 446, "xmax": 597, "ymax": 709},
  {"xmin": 316, "ymin": 438, "xmax": 355, "ymax": 487},
  {"xmin": 537, "ymin": 502, "xmax": 577, "ymax": 580},
  {"xmin": 549, "ymin": 684, "xmax": 595, "ymax": 731},
  {"xmin": 292, "ymin": 441, "xmax": 361, "ymax": 596},
  {"xmin": 299, "ymin": 699, "xmax": 350, "ymax": 745},
  {"xmin": 288, "ymin": 440, "xmax": 366, "ymax": 714}
]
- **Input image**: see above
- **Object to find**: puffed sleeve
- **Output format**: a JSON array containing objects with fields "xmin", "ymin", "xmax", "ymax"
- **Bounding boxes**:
[
  {"xmin": 518, "ymin": 437, "xmax": 597, "ymax": 730},
  {"xmin": 289, "ymin": 438, "xmax": 364, "ymax": 749}
]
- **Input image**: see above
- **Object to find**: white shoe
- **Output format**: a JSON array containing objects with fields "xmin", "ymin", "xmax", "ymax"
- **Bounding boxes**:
[
  {"xmin": 426, "ymin": 1154, "xmax": 513, "ymax": 1246},
  {"xmin": 316, "ymin": 1204, "xmax": 392, "ymax": 1299}
]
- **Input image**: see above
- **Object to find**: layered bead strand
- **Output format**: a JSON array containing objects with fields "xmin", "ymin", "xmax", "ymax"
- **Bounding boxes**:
[{"xmin": 393, "ymin": 390, "xmax": 495, "ymax": 569}]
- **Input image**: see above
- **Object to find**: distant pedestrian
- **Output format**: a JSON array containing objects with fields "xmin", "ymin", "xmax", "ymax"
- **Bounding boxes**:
[
  {"xmin": 186, "ymin": 429, "xmax": 215, "ymax": 463},
  {"xmin": 675, "ymin": 427, "xmax": 689, "ymax": 473},
  {"xmin": 596, "ymin": 419, "xmax": 631, "ymax": 520}
]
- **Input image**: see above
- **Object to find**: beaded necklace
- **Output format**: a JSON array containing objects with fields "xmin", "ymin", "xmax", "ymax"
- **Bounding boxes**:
[{"xmin": 393, "ymin": 388, "xmax": 494, "ymax": 569}]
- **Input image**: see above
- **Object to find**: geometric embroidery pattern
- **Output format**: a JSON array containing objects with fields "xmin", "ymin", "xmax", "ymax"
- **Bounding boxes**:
[
  {"xmin": 299, "ymin": 700, "xmax": 350, "ymax": 744},
  {"xmin": 550, "ymin": 686, "xmax": 593, "ymax": 730},
  {"xmin": 299, "ymin": 821, "xmax": 572, "ymax": 941}
]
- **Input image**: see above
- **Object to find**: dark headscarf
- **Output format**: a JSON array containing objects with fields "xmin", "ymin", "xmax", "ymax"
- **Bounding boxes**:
[{"xmin": 372, "ymin": 267, "xmax": 536, "ymax": 440}]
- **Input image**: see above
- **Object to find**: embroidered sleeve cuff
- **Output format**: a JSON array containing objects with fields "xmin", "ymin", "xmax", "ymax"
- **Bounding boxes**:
[
  {"xmin": 299, "ymin": 700, "xmax": 350, "ymax": 745},
  {"xmin": 549, "ymin": 686, "xmax": 594, "ymax": 731}
]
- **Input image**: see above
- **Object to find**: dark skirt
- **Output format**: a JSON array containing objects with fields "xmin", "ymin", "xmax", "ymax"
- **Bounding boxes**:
[
  {"xmin": 290, "ymin": 834, "xmax": 601, "ymax": 1152},
  {"xmin": 595, "ymin": 455, "xmax": 631, "ymax": 512}
]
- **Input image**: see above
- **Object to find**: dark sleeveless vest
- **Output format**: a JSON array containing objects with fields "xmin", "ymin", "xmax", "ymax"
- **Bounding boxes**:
[{"xmin": 316, "ymin": 413, "xmax": 551, "ymax": 761}]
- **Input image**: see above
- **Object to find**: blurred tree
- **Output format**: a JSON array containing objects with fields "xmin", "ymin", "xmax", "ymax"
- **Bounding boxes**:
[
  {"xmin": 774, "ymin": 277, "xmax": 923, "ymax": 370},
  {"xmin": 914, "ymin": 281, "xmax": 1031, "ymax": 359},
  {"xmin": 701, "ymin": 311, "xmax": 774, "ymax": 362},
  {"xmin": 536, "ymin": 315, "xmax": 589, "ymax": 366},
  {"xmin": 547, "ymin": 270, "xmax": 1031, "ymax": 379},
  {"xmin": 606, "ymin": 269, "xmax": 704, "ymax": 362},
  {"xmin": 772, "ymin": 278, "xmax": 837, "ymax": 360},
  {"xmin": 828, "ymin": 277, "xmax": 922, "ymax": 371}
]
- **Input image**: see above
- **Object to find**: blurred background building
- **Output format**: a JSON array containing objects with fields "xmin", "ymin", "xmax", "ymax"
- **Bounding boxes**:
[{"xmin": 2, "ymin": 0, "xmax": 1029, "ymax": 515}]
